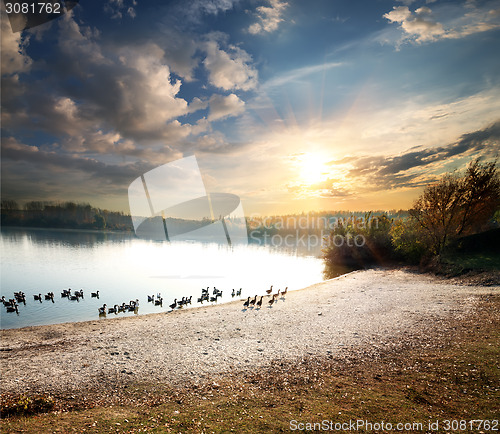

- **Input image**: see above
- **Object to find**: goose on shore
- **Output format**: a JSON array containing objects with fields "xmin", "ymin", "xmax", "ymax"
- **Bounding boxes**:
[
  {"xmin": 231, "ymin": 288, "xmax": 235, "ymax": 297},
  {"xmin": 250, "ymin": 295, "xmax": 258, "ymax": 306},
  {"xmin": 169, "ymin": 299, "xmax": 177, "ymax": 310},
  {"xmin": 266, "ymin": 285, "xmax": 273, "ymax": 295},
  {"xmin": 256, "ymin": 296, "xmax": 263, "ymax": 309},
  {"xmin": 236, "ymin": 288, "xmax": 242, "ymax": 296},
  {"xmin": 268, "ymin": 295, "xmax": 277, "ymax": 306},
  {"xmin": 281, "ymin": 287, "xmax": 288, "ymax": 296}
]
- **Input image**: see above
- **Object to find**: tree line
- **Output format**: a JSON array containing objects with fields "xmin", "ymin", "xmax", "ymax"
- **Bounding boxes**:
[
  {"xmin": 322, "ymin": 159, "xmax": 500, "ymax": 276},
  {"xmin": 0, "ymin": 201, "xmax": 133, "ymax": 231}
]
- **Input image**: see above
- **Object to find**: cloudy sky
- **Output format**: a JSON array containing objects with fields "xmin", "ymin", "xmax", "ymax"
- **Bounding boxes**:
[{"xmin": 1, "ymin": 0, "xmax": 500, "ymax": 215}]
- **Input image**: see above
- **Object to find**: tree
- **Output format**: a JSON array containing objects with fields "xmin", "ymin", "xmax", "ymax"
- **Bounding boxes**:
[{"xmin": 410, "ymin": 159, "xmax": 499, "ymax": 256}]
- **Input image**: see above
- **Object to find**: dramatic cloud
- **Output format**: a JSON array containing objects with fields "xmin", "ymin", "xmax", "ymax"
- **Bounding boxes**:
[
  {"xmin": 208, "ymin": 94, "xmax": 245, "ymax": 121},
  {"xmin": 345, "ymin": 121, "xmax": 500, "ymax": 189},
  {"xmin": 203, "ymin": 34, "xmax": 258, "ymax": 91},
  {"xmin": 248, "ymin": 0, "xmax": 288, "ymax": 35}
]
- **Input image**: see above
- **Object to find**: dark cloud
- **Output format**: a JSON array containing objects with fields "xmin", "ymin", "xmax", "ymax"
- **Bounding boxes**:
[{"xmin": 347, "ymin": 120, "xmax": 500, "ymax": 189}]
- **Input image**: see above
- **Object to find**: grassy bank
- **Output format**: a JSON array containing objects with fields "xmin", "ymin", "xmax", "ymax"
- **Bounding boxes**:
[{"xmin": 1, "ymin": 294, "xmax": 498, "ymax": 433}]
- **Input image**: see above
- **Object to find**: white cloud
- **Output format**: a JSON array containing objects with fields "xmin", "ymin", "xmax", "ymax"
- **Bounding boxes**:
[
  {"xmin": 208, "ymin": 94, "xmax": 245, "ymax": 121},
  {"xmin": 262, "ymin": 61, "xmax": 344, "ymax": 89},
  {"xmin": 248, "ymin": 0, "xmax": 288, "ymax": 35},
  {"xmin": 384, "ymin": 1, "xmax": 500, "ymax": 44},
  {"xmin": 203, "ymin": 35, "xmax": 258, "ymax": 91},
  {"xmin": 1, "ymin": 14, "xmax": 32, "ymax": 75},
  {"xmin": 384, "ymin": 6, "xmax": 444, "ymax": 42}
]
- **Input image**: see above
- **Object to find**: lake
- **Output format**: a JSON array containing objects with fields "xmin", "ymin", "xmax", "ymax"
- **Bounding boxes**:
[{"xmin": 0, "ymin": 227, "xmax": 326, "ymax": 329}]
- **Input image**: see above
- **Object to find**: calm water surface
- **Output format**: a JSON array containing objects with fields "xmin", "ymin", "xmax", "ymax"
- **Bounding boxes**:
[{"xmin": 1, "ymin": 228, "xmax": 325, "ymax": 329}]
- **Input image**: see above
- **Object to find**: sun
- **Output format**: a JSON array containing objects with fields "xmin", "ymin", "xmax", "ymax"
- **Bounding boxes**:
[{"xmin": 298, "ymin": 153, "xmax": 329, "ymax": 185}]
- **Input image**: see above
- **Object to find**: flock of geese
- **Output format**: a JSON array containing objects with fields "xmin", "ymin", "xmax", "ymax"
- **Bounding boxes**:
[
  {"xmin": 242, "ymin": 285, "xmax": 288, "ymax": 309},
  {"xmin": 1, "ymin": 288, "xmax": 101, "ymax": 315},
  {"xmin": 1, "ymin": 284, "xmax": 289, "ymax": 318}
]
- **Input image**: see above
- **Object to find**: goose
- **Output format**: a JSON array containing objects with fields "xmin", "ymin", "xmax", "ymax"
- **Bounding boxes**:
[
  {"xmin": 281, "ymin": 287, "xmax": 288, "ymax": 296},
  {"xmin": 186, "ymin": 295, "xmax": 193, "ymax": 305},
  {"xmin": 69, "ymin": 294, "xmax": 79, "ymax": 301},
  {"xmin": 169, "ymin": 299, "xmax": 177, "ymax": 310},
  {"xmin": 268, "ymin": 295, "xmax": 276, "ymax": 306},
  {"xmin": 34, "ymin": 294, "xmax": 42, "ymax": 301},
  {"xmin": 231, "ymin": 288, "xmax": 235, "ymax": 297},
  {"xmin": 243, "ymin": 296, "xmax": 251, "ymax": 308},
  {"xmin": 0, "ymin": 296, "xmax": 6, "ymax": 305},
  {"xmin": 118, "ymin": 304, "xmax": 126, "ymax": 312},
  {"xmin": 266, "ymin": 285, "xmax": 273, "ymax": 295},
  {"xmin": 108, "ymin": 304, "xmax": 119, "ymax": 314},
  {"xmin": 210, "ymin": 296, "xmax": 218, "ymax": 302},
  {"xmin": 202, "ymin": 287, "xmax": 209, "ymax": 294},
  {"xmin": 98, "ymin": 304, "xmax": 107, "ymax": 314},
  {"xmin": 250, "ymin": 295, "xmax": 258, "ymax": 306},
  {"xmin": 77, "ymin": 290, "xmax": 84, "ymax": 298},
  {"xmin": 197, "ymin": 296, "xmax": 204, "ymax": 303},
  {"xmin": 6, "ymin": 304, "xmax": 18, "ymax": 313},
  {"xmin": 256, "ymin": 296, "xmax": 263, "ymax": 309},
  {"xmin": 213, "ymin": 287, "xmax": 218, "ymax": 295},
  {"xmin": 215, "ymin": 291, "xmax": 222, "ymax": 298},
  {"xmin": 236, "ymin": 288, "xmax": 242, "ymax": 296},
  {"xmin": 177, "ymin": 296, "xmax": 186, "ymax": 306},
  {"xmin": 91, "ymin": 291, "xmax": 99, "ymax": 298},
  {"xmin": 154, "ymin": 297, "xmax": 163, "ymax": 306},
  {"xmin": 45, "ymin": 293, "xmax": 53, "ymax": 300},
  {"xmin": 148, "ymin": 295, "xmax": 154, "ymax": 302}
]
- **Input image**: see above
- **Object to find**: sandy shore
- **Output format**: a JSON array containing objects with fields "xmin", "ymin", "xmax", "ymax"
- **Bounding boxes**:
[{"xmin": 1, "ymin": 268, "xmax": 498, "ymax": 398}]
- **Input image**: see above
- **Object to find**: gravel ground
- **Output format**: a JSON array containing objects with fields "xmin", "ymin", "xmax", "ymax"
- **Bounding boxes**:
[{"xmin": 0, "ymin": 268, "xmax": 497, "ymax": 398}]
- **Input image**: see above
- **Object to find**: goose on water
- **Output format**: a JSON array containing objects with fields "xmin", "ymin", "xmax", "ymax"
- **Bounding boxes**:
[
  {"xmin": 98, "ymin": 304, "xmax": 107, "ymax": 314},
  {"xmin": 34, "ymin": 294, "xmax": 42, "ymax": 301},
  {"xmin": 91, "ymin": 291, "xmax": 99, "ymax": 298},
  {"xmin": 6, "ymin": 304, "xmax": 18, "ymax": 313}
]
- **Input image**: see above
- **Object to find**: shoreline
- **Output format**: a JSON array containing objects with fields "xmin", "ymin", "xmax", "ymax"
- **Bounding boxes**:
[{"xmin": 1, "ymin": 268, "xmax": 498, "ymax": 399}]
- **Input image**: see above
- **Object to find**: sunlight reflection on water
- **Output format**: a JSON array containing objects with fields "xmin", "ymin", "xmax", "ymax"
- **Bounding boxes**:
[{"xmin": 1, "ymin": 228, "xmax": 325, "ymax": 329}]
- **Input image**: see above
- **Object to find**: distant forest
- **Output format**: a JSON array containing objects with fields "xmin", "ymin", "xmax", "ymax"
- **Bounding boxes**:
[
  {"xmin": 0, "ymin": 199, "xmax": 409, "ymax": 234},
  {"xmin": 0, "ymin": 200, "xmax": 133, "ymax": 231}
]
